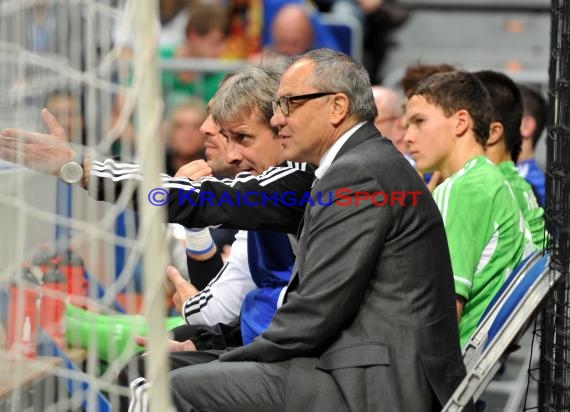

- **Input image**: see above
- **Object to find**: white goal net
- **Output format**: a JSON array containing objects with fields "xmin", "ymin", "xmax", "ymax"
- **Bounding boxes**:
[{"xmin": 0, "ymin": 0, "xmax": 173, "ymax": 410}]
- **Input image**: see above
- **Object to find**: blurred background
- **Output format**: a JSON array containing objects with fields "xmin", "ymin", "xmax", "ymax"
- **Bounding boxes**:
[{"xmin": 0, "ymin": 1, "xmax": 563, "ymax": 411}]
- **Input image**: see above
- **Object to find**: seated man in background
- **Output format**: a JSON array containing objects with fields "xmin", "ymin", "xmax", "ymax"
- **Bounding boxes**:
[
  {"xmin": 400, "ymin": 62, "xmax": 458, "ymax": 99},
  {"xmin": 160, "ymin": 3, "xmax": 230, "ymax": 108},
  {"xmin": 45, "ymin": 89, "xmax": 84, "ymax": 144},
  {"xmin": 371, "ymin": 85, "xmax": 408, "ymax": 157},
  {"xmin": 169, "ymin": 64, "xmax": 306, "ymax": 343},
  {"xmin": 45, "ymin": 89, "xmax": 85, "ymax": 250},
  {"xmin": 250, "ymin": 2, "xmax": 341, "ymax": 63},
  {"xmin": 174, "ymin": 100, "xmax": 239, "ymax": 291},
  {"xmin": 164, "ymin": 98, "xmax": 208, "ymax": 177},
  {"xmin": 269, "ymin": 3, "xmax": 314, "ymax": 57},
  {"xmin": 474, "ymin": 70, "xmax": 545, "ymax": 249},
  {"xmin": 110, "ymin": 3, "xmax": 230, "ymax": 159},
  {"xmin": 517, "ymin": 83, "xmax": 548, "ymax": 207},
  {"xmin": 404, "ymin": 70, "xmax": 533, "ymax": 348}
]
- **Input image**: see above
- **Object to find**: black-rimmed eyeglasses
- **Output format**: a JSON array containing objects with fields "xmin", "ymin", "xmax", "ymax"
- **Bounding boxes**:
[{"xmin": 272, "ymin": 92, "xmax": 336, "ymax": 116}]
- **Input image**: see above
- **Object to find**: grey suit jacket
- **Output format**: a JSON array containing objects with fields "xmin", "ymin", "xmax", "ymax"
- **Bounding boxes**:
[{"xmin": 221, "ymin": 123, "xmax": 466, "ymax": 411}]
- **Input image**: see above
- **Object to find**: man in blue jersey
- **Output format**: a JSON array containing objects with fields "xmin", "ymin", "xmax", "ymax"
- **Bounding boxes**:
[
  {"xmin": 517, "ymin": 84, "xmax": 547, "ymax": 207},
  {"xmin": 169, "ymin": 65, "xmax": 315, "ymax": 346}
]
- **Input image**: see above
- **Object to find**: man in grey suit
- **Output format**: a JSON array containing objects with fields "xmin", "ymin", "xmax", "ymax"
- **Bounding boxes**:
[{"xmin": 162, "ymin": 49, "xmax": 467, "ymax": 411}]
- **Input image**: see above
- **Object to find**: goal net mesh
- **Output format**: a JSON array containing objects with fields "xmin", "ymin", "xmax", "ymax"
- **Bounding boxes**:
[{"xmin": 0, "ymin": 0, "xmax": 175, "ymax": 410}]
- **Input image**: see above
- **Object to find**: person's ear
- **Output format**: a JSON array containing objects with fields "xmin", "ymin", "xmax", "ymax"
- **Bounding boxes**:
[
  {"xmin": 520, "ymin": 114, "xmax": 536, "ymax": 140},
  {"xmin": 454, "ymin": 109, "xmax": 471, "ymax": 136},
  {"xmin": 487, "ymin": 121, "xmax": 504, "ymax": 147},
  {"xmin": 330, "ymin": 93, "xmax": 350, "ymax": 126}
]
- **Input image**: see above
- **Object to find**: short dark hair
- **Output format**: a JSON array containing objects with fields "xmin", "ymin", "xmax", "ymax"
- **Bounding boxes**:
[
  {"xmin": 474, "ymin": 70, "xmax": 523, "ymax": 163},
  {"xmin": 518, "ymin": 84, "xmax": 547, "ymax": 149},
  {"xmin": 411, "ymin": 71, "xmax": 492, "ymax": 147},
  {"xmin": 400, "ymin": 62, "xmax": 458, "ymax": 98}
]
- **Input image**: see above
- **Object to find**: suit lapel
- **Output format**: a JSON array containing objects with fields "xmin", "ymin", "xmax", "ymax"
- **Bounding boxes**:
[
  {"xmin": 284, "ymin": 190, "xmax": 312, "ymax": 302},
  {"xmin": 284, "ymin": 123, "xmax": 379, "ymax": 303}
]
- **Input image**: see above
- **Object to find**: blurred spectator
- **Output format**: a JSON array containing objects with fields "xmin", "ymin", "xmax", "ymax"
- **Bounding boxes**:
[
  {"xmin": 360, "ymin": 0, "xmax": 410, "ymax": 83},
  {"xmin": 371, "ymin": 85, "xmax": 407, "ymax": 155},
  {"xmin": 270, "ymin": 4, "xmax": 314, "ymax": 56},
  {"xmin": 29, "ymin": 3, "xmax": 57, "ymax": 53},
  {"xmin": 1, "ymin": 2, "xmax": 83, "ymax": 69},
  {"xmin": 517, "ymin": 84, "xmax": 547, "ymax": 207},
  {"xmin": 160, "ymin": 3, "xmax": 230, "ymax": 108},
  {"xmin": 44, "ymin": 90, "xmax": 84, "ymax": 144},
  {"xmin": 164, "ymin": 98, "xmax": 208, "ymax": 176},
  {"xmin": 114, "ymin": 0, "xmax": 192, "ymax": 51},
  {"xmin": 159, "ymin": 0, "xmax": 192, "ymax": 49},
  {"xmin": 256, "ymin": 0, "xmax": 340, "ymax": 61},
  {"xmin": 45, "ymin": 90, "xmax": 85, "ymax": 248},
  {"xmin": 110, "ymin": 3, "xmax": 229, "ymax": 159},
  {"xmin": 223, "ymin": 0, "xmax": 263, "ymax": 59},
  {"xmin": 400, "ymin": 62, "xmax": 458, "ymax": 98}
]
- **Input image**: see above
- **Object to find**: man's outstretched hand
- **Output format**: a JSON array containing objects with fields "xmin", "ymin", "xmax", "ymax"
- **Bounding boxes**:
[{"xmin": 0, "ymin": 109, "xmax": 75, "ymax": 175}]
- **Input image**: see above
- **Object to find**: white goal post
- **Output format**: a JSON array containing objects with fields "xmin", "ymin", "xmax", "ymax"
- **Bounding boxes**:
[{"xmin": 0, "ymin": 1, "xmax": 173, "ymax": 410}]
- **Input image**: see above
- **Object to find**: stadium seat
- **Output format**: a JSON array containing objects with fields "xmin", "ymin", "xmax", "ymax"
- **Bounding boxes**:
[
  {"xmin": 442, "ymin": 252, "xmax": 560, "ymax": 411},
  {"xmin": 462, "ymin": 250, "xmax": 542, "ymax": 369},
  {"xmin": 320, "ymin": 12, "xmax": 363, "ymax": 63}
]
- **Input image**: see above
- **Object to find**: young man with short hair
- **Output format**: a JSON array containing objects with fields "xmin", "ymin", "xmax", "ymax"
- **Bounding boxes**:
[
  {"xmin": 517, "ymin": 84, "xmax": 548, "ymax": 207},
  {"xmin": 474, "ymin": 70, "xmax": 545, "ymax": 249},
  {"xmin": 405, "ymin": 70, "xmax": 533, "ymax": 348}
]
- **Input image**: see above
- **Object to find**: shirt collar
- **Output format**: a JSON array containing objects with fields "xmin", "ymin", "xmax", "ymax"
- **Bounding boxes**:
[{"xmin": 315, "ymin": 121, "xmax": 366, "ymax": 180}]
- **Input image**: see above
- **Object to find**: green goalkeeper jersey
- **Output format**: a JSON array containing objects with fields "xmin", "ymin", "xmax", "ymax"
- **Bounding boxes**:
[
  {"xmin": 433, "ymin": 156, "xmax": 533, "ymax": 347},
  {"xmin": 498, "ymin": 161, "xmax": 546, "ymax": 249}
]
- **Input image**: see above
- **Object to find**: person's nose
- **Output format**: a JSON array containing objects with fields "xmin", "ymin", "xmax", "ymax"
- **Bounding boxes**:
[
  {"xmin": 200, "ymin": 115, "xmax": 218, "ymax": 136},
  {"xmin": 224, "ymin": 141, "xmax": 243, "ymax": 165},
  {"xmin": 403, "ymin": 127, "xmax": 414, "ymax": 144},
  {"xmin": 270, "ymin": 110, "xmax": 286, "ymax": 129}
]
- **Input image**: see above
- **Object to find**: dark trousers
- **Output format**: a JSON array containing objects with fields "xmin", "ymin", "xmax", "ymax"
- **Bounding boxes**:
[
  {"xmin": 117, "ymin": 324, "xmax": 289, "ymax": 411},
  {"xmin": 118, "ymin": 349, "xmax": 289, "ymax": 412},
  {"xmin": 170, "ymin": 359, "xmax": 289, "ymax": 411}
]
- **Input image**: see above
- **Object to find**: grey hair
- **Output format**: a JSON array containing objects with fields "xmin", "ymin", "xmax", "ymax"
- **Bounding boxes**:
[
  {"xmin": 210, "ymin": 64, "xmax": 285, "ymax": 129},
  {"xmin": 292, "ymin": 49, "xmax": 377, "ymax": 122}
]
